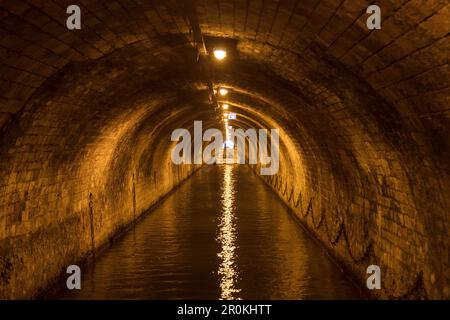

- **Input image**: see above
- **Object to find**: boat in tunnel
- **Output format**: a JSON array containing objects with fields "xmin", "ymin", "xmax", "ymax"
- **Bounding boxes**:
[{"xmin": 0, "ymin": 0, "xmax": 449, "ymax": 308}]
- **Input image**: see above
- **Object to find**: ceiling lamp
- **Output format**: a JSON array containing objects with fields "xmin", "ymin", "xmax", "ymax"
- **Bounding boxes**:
[
  {"xmin": 219, "ymin": 88, "xmax": 228, "ymax": 96},
  {"xmin": 213, "ymin": 49, "xmax": 227, "ymax": 60}
]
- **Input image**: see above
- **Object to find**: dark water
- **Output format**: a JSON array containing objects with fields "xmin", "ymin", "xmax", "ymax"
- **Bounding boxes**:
[{"xmin": 53, "ymin": 165, "xmax": 362, "ymax": 299}]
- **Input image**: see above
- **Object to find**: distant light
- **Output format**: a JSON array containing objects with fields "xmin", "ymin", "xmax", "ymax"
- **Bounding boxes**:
[
  {"xmin": 222, "ymin": 104, "xmax": 229, "ymax": 110},
  {"xmin": 224, "ymin": 113, "xmax": 229, "ymax": 118},
  {"xmin": 219, "ymin": 88, "xmax": 228, "ymax": 96},
  {"xmin": 228, "ymin": 112, "xmax": 236, "ymax": 120},
  {"xmin": 213, "ymin": 49, "xmax": 227, "ymax": 60}
]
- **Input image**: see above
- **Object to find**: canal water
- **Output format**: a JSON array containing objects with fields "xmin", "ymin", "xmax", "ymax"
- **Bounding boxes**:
[{"xmin": 52, "ymin": 165, "xmax": 362, "ymax": 299}]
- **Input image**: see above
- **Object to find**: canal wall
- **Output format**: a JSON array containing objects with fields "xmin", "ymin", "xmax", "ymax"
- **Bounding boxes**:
[
  {"xmin": 252, "ymin": 158, "xmax": 447, "ymax": 300},
  {"xmin": 0, "ymin": 53, "xmax": 204, "ymax": 298},
  {"xmin": 0, "ymin": 128, "xmax": 200, "ymax": 299}
]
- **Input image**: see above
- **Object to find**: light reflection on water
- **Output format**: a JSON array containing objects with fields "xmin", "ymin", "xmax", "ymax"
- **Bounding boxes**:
[
  {"xmin": 50, "ymin": 165, "xmax": 362, "ymax": 300},
  {"xmin": 217, "ymin": 165, "xmax": 241, "ymax": 299}
]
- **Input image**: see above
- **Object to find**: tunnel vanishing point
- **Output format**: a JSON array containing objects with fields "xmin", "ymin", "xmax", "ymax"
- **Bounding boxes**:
[{"xmin": 0, "ymin": 0, "xmax": 449, "ymax": 300}]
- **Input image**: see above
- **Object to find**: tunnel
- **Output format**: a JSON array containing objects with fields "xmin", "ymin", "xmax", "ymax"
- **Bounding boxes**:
[{"xmin": 0, "ymin": 0, "xmax": 449, "ymax": 300}]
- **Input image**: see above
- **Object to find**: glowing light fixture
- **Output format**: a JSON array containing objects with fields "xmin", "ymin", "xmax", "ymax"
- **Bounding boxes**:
[
  {"xmin": 213, "ymin": 49, "xmax": 227, "ymax": 60},
  {"xmin": 222, "ymin": 104, "xmax": 229, "ymax": 110},
  {"xmin": 219, "ymin": 88, "xmax": 228, "ymax": 96}
]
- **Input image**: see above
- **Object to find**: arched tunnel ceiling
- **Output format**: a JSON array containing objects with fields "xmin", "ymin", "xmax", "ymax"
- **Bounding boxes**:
[
  {"xmin": 0, "ymin": 0, "xmax": 449, "ymax": 299},
  {"xmin": 0, "ymin": 0, "xmax": 448, "ymax": 173},
  {"xmin": 1, "ymin": 0, "xmax": 448, "ymax": 134}
]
